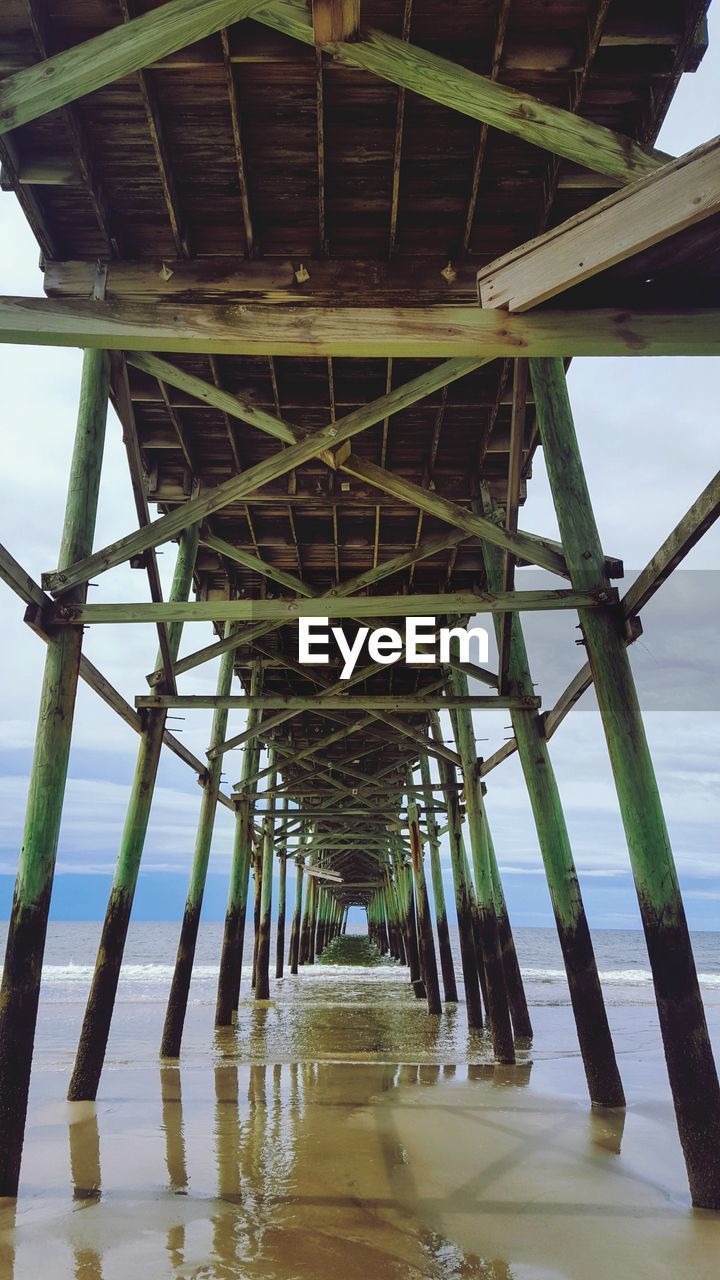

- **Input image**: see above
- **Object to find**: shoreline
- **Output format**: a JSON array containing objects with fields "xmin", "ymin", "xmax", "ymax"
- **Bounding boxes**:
[{"xmin": 0, "ymin": 952, "xmax": 719, "ymax": 1278}]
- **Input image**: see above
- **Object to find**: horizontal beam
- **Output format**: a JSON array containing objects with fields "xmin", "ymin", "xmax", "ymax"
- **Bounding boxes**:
[
  {"xmin": 1, "ymin": 298, "xmax": 718, "ymax": 358},
  {"xmin": 0, "ymin": 0, "xmax": 263, "ymax": 136},
  {"xmin": 256, "ymin": 1, "xmax": 668, "ymax": 183},
  {"xmin": 52, "ymin": 589, "xmax": 612, "ymax": 624},
  {"xmin": 478, "ymin": 135, "xmax": 720, "ymax": 312},
  {"xmin": 137, "ymin": 695, "xmax": 540, "ymax": 710},
  {"xmin": 43, "ymin": 257, "xmax": 481, "ymax": 304}
]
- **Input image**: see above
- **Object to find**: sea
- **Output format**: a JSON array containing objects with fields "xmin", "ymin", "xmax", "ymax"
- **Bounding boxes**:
[{"xmin": 1, "ymin": 923, "xmax": 718, "ymax": 1073}]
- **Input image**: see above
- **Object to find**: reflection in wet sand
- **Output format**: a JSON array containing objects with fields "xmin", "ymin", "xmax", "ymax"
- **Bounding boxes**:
[{"xmin": 0, "ymin": 962, "xmax": 719, "ymax": 1279}]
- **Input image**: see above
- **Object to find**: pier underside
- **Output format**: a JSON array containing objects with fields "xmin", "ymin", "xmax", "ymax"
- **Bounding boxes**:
[{"xmin": 0, "ymin": 0, "xmax": 719, "ymax": 1216}]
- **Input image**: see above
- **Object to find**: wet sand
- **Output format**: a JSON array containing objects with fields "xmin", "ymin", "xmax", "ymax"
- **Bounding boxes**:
[{"xmin": 1, "ymin": 958, "xmax": 719, "ymax": 1279}]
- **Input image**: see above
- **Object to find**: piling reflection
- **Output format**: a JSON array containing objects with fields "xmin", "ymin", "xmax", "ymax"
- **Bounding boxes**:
[
  {"xmin": 0, "ymin": 1201, "xmax": 16, "ymax": 1280},
  {"xmin": 67, "ymin": 1104, "xmax": 103, "ymax": 1280},
  {"xmin": 160, "ymin": 1066, "xmax": 188, "ymax": 1272},
  {"xmin": 68, "ymin": 1104, "xmax": 101, "ymax": 1202},
  {"xmin": 2, "ymin": 1039, "xmax": 648, "ymax": 1280},
  {"xmin": 589, "ymin": 1104, "xmax": 627, "ymax": 1155},
  {"xmin": 160, "ymin": 1065, "xmax": 188, "ymax": 1193}
]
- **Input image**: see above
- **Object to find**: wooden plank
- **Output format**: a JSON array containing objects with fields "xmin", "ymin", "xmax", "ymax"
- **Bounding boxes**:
[
  {"xmin": 0, "ymin": 0, "xmax": 264, "ymax": 136},
  {"xmin": 3, "ymin": 297, "xmax": 717, "ymax": 357},
  {"xmin": 42, "ymin": 357, "xmax": 483, "ymax": 595},
  {"xmin": 43, "ymin": 257, "xmax": 482, "ymax": 303},
  {"xmin": 478, "ymin": 136, "xmax": 720, "ymax": 311},
  {"xmin": 136, "ymin": 694, "xmax": 539, "ymax": 710},
  {"xmin": 312, "ymin": 1, "xmax": 360, "ymax": 44},
  {"xmin": 53, "ymin": 588, "xmax": 611, "ymax": 625},
  {"xmin": 256, "ymin": 0, "xmax": 670, "ymax": 183}
]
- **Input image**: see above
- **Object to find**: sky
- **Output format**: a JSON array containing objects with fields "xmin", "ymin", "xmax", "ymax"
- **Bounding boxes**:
[{"xmin": 1, "ymin": 14, "xmax": 719, "ymax": 929}]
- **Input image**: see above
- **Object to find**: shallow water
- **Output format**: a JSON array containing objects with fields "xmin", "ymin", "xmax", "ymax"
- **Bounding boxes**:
[{"xmin": 0, "ymin": 926, "xmax": 719, "ymax": 1277}]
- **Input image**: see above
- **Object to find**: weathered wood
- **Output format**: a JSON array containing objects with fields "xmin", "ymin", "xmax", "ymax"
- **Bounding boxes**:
[
  {"xmin": 58, "ymin": 588, "xmax": 608, "ymax": 626},
  {"xmin": 419, "ymin": 752, "xmax": 457, "ymax": 1004},
  {"xmin": 43, "ymin": 356, "xmax": 483, "ymax": 596},
  {"xmin": 288, "ymin": 853, "xmax": 305, "ymax": 974},
  {"xmin": 429, "ymin": 712, "xmax": 483, "ymax": 1029},
  {"xmin": 161, "ymin": 627, "xmax": 238, "ymax": 1058},
  {"xmin": 42, "ymin": 256, "xmax": 482, "ymax": 304},
  {"xmin": 0, "ymin": 348, "xmax": 110, "ymax": 1197},
  {"xmin": 406, "ymin": 780, "xmax": 441, "ymax": 1015},
  {"xmin": 67, "ymin": 524, "xmax": 200, "ymax": 1102},
  {"xmin": 533, "ymin": 357, "xmax": 720, "ymax": 1208},
  {"xmin": 215, "ymin": 662, "xmax": 261, "ymax": 1025},
  {"xmin": 255, "ymin": 753, "xmax": 278, "ymax": 1000},
  {"xmin": 3, "ymin": 297, "xmax": 718, "ymax": 358},
  {"xmin": 337, "ymin": 452, "xmax": 570, "ymax": 577},
  {"xmin": 0, "ymin": 0, "xmax": 264, "ymax": 136},
  {"xmin": 257, "ymin": 0, "xmax": 668, "ymax": 182},
  {"xmin": 478, "ymin": 136, "xmax": 720, "ymax": 311},
  {"xmin": 137, "ymin": 694, "xmax": 539, "ymax": 712},
  {"xmin": 312, "ymin": 0, "xmax": 359, "ymax": 45},
  {"xmin": 479, "ymin": 488, "xmax": 625, "ymax": 1107},
  {"xmin": 127, "ymin": 351, "xmax": 303, "ymax": 447},
  {"xmin": 449, "ymin": 669, "xmax": 515, "ymax": 1063},
  {"xmin": 151, "ymin": 529, "xmax": 493, "ymax": 691},
  {"xmin": 486, "ymin": 827, "xmax": 533, "ymax": 1040},
  {"xmin": 275, "ymin": 797, "xmax": 289, "ymax": 979}
]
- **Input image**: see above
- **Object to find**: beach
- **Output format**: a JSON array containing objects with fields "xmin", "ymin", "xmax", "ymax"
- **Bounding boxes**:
[{"xmin": 1, "ymin": 924, "xmax": 719, "ymax": 1278}]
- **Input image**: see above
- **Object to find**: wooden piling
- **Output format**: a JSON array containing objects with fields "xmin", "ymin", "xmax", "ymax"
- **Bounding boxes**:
[
  {"xmin": 160, "ymin": 626, "xmax": 237, "ymax": 1057},
  {"xmin": 531, "ymin": 355, "xmax": 720, "ymax": 1208},
  {"xmin": 487, "ymin": 827, "xmax": 533, "ymax": 1040},
  {"xmin": 479, "ymin": 496, "xmax": 624, "ymax": 1106},
  {"xmin": 406, "ymin": 773, "xmax": 442, "ymax": 1015},
  {"xmin": 299, "ymin": 862, "xmax": 313, "ymax": 964},
  {"xmin": 397, "ymin": 855, "xmax": 426, "ymax": 999},
  {"xmin": 254, "ymin": 749, "xmax": 277, "ymax": 1000},
  {"xmin": 68, "ymin": 524, "xmax": 200, "ymax": 1097},
  {"xmin": 429, "ymin": 712, "xmax": 484, "ymax": 1029},
  {"xmin": 288, "ymin": 848, "xmax": 305, "ymax": 974},
  {"xmin": 251, "ymin": 847, "xmax": 262, "ymax": 986},
  {"xmin": 215, "ymin": 662, "xmax": 261, "ymax": 1025},
  {"xmin": 419, "ymin": 752, "xmax": 458, "ymax": 1002},
  {"xmin": 450, "ymin": 676, "xmax": 515, "ymax": 1061},
  {"xmin": 307, "ymin": 873, "xmax": 317, "ymax": 964},
  {"xmin": 275, "ymin": 799, "xmax": 289, "ymax": 979},
  {"xmin": 0, "ymin": 348, "xmax": 110, "ymax": 1196}
]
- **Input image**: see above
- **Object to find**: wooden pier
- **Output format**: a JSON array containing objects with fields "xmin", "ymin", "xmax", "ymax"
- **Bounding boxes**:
[{"xmin": 0, "ymin": 0, "xmax": 719, "ymax": 1209}]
